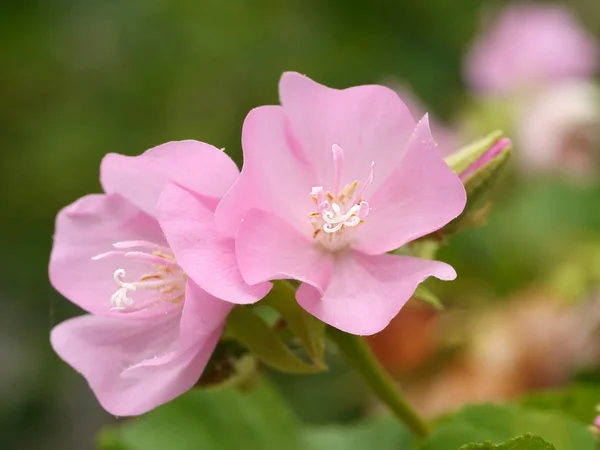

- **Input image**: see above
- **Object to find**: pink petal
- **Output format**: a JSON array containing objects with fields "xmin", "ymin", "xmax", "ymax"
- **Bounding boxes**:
[
  {"xmin": 297, "ymin": 252, "xmax": 456, "ymax": 336},
  {"xmin": 50, "ymin": 281, "xmax": 229, "ymax": 416},
  {"xmin": 278, "ymin": 71, "xmax": 416, "ymax": 193},
  {"xmin": 466, "ymin": 3, "xmax": 598, "ymax": 94},
  {"xmin": 50, "ymin": 313, "xmax": 219, "ymax": 416},
  {"xmin": 101, "ymin": 140, "xmax": 239, "ymax": 216},
  {"xmin": 354, "ymin": 116, "xmax": 466, "ymax": 255},
  {"xmin": 157, "ymin": 183, "xmax": 271, "ymax": 305},
  {"xmin": 179, "ymin": 281, "xmax": 233, "ymax": 350},
  {"xmin": 235, "ymin": 208, "xmax": 334, "ymax": 290},
  {"xmin": 215, "ymin": 106, "xmax": 316, "ymax": 237},
  {"xmin": 49, "ymin": 193, "xmax": 168, "ymax": 317},
  {"xmin": 122, "ymin": 281, "xmax": 231, "ymax": 374}
]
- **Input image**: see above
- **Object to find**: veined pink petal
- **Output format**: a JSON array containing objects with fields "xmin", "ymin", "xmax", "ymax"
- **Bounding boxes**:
[
  {"xmin": 278, "ymin": 71, "xmax": 416, "ymax": 192},
  {"xmin": 101, "ymin": 140, "xmax": 239, "ymax": 216},
  {"xmin": 49, "ymin": 193, "xmax": 169, "ymax": 317},
  {"xmin": 235, "ymin": 208, "xmax": 334, "ymax": 290},
  {"xmin": 50, "ymin": 314, "xmax": 219, "ymax": 416},
  {"xmin": 466, "ymin": 3, "xmax": 598, "ymax": 94},
  {"xmin": 157, "ymin": 183, "xmax": 271, "ymax": 304},
  {"xmin": 178, "ymin": 281, "xmax": 233, "ymax": 351},
  {"xmin": 50, "ymin": 281, "xmax": 230, "ymax": 416},
  {"xmin": 296, "ymin": 252, "xmax": 456, "ymax": 335},
  {"xmin": 215, "ymin": 106, "xmax": 316, "ymax": 237},
  {"xmin": 354, "ymin": 116, "xmax": 466, "ymax": 255}
]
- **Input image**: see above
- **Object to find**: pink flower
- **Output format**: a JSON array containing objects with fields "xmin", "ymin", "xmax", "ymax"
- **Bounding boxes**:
[
  {"xmin": 49, "ymin": 141, "xmax": 269, "ymax": 416},
  {"xmin": 213, "ymin": 72, "xmax": 466, "ymax": 335},
  {"xmin": 465, "ymin": 3, "xmax": 598, "ymax": 95}
]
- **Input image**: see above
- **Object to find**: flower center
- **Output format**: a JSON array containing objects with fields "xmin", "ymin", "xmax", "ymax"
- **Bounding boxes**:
[
  {"xmin": 308, "ymin": 144, "xmax": 374, "ymax": 251},
  {"xmin": 92, "ymin": 240, "xmax": 187, "ymax": 312}
]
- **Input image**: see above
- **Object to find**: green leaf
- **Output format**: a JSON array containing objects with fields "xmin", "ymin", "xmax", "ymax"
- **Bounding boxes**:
[
  {"xmin": 101, "ymin": 381, "xmax": 303, "ymax": 450},
  {"xmin": 413, "ymin": 285, "xmax": 444, "ymax": 310},
  {"xmin": 304, "ymin": 417, "xmax": 414, "ymax": 449},
  {"xmin": 226, "ymin": 306, "xmax": 325, "ymax": 373},
  {"xmin": 458, "ymin": 434, "xmax": 555, "ymax": 450},
  {"xmin": 519, "ymin": 384, "xmax": 600, "ymax": 424},
  {"xmin": 262, "ymin": 280, "xmax": 326, "ymax": 365},
  {"xmin": 420, "ymin": 404, "xmax": 596, "ymax": 450},
  {"xmin": 445, "ymin": 130, "xmax": 505, "ymax": 176}
]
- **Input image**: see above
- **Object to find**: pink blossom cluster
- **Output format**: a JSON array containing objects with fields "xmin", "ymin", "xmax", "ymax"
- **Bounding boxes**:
[{"xmin": 50, "ymin": 73, "xmax": 466, "ymax": 415}]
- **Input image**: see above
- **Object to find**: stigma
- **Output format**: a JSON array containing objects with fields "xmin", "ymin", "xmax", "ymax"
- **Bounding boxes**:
[
  {"xmin": 92, "ymin": 240, "xmax": 186, "ymax": 312},
  {"xmin": 309, "ymin": 144, "xmax": 374, "ymax": 251}
]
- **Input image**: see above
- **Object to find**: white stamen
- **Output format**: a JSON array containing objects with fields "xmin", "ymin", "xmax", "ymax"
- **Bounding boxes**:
[
  {"xmin": 308, "ymin": 145, "xmax": 375, "ymax": 251},
  {"xmin": 321, "ymin": 203, "xmax": 363, "ymax": 233},
  {"xmin": 94, "ymin": 241, "xmax": 186, "ymax": 313},
  {"xmin": 110, "ymin": 269, "xmax": 136, "ymax": 310}
]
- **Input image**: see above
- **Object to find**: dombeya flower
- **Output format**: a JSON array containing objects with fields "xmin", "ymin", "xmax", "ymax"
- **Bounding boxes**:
[
  {"xmin": 49, "ymin": 141, "xmax": 269, "ymax": 416},
  {"xmin": 214, "ymin": 72, "xmax": 466, "ymax": 335}
]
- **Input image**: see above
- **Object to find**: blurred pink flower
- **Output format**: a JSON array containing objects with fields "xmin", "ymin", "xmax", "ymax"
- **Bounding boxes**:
[
  {"xmin": 465, "ymin": 3, "xmax": 598, "ymax": 94},
  {"xmin": 215, "ymin": 72, "xmax": 466, "ymax": 335},
  {"xmin": 50, "ymin": 141, "xmax": 269, "ymax": 416},
  {"xmin": 516, "ymin": 80, "xmax": 600, "ymax": 179}
]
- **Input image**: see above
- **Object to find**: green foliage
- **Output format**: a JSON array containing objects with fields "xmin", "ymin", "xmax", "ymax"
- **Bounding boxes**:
[
  {"xmin": 420, "ymin": 404, "xmax": 596, "ymax": 450},
  {"xmin": 222, "ymin": 280, "xmax": 327, "ymax": 374},
  {"xmin": 100, "ymin": 380, "xmax": 414, "ymax": 450},
  {"xmin": 304, "ymin": 418, "xmax": 413, "ymax": 449},
  {"xmin": 101, "ymin": 390, "xmax": 600, "ymax": 450},
  {"xmin": 519, "ymin": 384, "xmax": 600, "ymax": 425},
  {"xmin": 100, "ymin": 381, "xmax": 303, "ymax": 450},
  {"xmin": 458, "ymin": 434, "xmax": 555, "ymax": 450},
  {"xmin": 262, "ymin": 281, "xmax": 326, "ymax": 365},
  {"xmin": 225, "ymin": 306, "xmax": 326, "ymax": 374}
]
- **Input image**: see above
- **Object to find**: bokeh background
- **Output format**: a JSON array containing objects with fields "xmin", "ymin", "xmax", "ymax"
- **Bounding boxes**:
[{"xmin": 3, "ymin": 0, "xmax": 600, "ymax": 448}]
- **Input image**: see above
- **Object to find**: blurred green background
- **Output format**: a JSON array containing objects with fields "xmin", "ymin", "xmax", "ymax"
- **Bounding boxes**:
[{"xmin": 3, "ymin": 1, "xmax": 600, "ymax": 449}]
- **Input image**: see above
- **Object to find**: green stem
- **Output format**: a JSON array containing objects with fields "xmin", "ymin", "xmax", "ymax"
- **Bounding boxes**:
[{"xmin": 327, "ymin": 326, "xmax": 430, "ymax": 438}]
